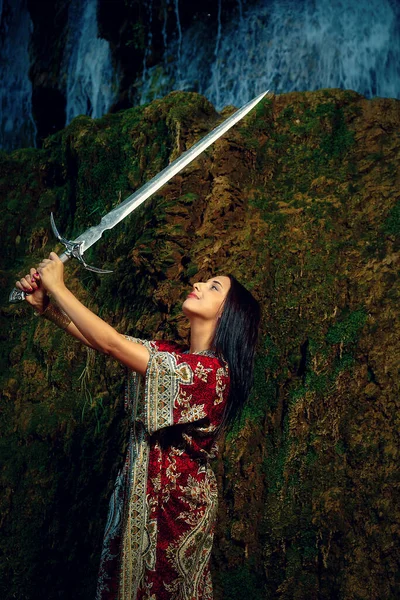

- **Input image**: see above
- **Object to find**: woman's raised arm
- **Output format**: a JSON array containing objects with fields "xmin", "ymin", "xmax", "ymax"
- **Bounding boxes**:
[
  {"xmin": 16, "ymin": 266, "xmax": 99, "ymax": 350},
  {"xmin": 36, "ymin": 253, "xmax": 150, "ymax": 375},
  {"xmin": 16, "ymin": 256, "xmax": 151, "ymax": 375}
]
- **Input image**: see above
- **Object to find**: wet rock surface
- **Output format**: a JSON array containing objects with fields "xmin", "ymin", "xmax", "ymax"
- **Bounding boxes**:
[{"xmin": 0, "ymin": 89, "xmax": 399, "ymax": 599}]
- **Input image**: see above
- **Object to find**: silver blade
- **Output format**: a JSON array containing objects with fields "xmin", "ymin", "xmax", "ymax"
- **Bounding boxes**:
[{"xmin": 74, "ymin": 90, "xmax": 269, "ymax": 253}]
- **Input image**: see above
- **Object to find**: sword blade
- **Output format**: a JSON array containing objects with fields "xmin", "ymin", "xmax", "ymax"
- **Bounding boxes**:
[{"xmin": 74, "ymin": 90, "xmax": 269, "ymax": 253}]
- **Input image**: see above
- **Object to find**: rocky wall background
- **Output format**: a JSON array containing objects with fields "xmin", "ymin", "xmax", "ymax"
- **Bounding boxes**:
[{"xmin": 0, "ymin": 89, "xmax": 399, "ymax": 599}]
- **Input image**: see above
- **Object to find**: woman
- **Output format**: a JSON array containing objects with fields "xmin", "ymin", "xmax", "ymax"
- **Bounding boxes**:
[{"xmin": 16, "ymin": 252, "xmax": 261, "ymax": 600}]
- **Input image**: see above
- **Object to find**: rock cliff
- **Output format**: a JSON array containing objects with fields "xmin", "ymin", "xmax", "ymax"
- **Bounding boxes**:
[{"xmin": 0, "ymin": 89, "xmax": 399, "ymax": 599}]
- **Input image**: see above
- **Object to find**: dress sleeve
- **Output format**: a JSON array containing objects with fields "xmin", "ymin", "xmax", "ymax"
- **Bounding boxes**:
[
  {"xmin": 124, "ymin": 338, "xmax": 230, "ymax": 436},
  {"xmin": 122, "ymin": 336, "xmax": 158, "ymax": 416}
]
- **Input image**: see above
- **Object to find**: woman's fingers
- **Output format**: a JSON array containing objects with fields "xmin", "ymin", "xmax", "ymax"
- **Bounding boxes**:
[
  {"xmin": 15, "ymin": 277, "xmax": 33, "ymax": 293},
  {"xmin": 38, "ymin": 260, "xmax": 51, "ymax": 268},
  {"xmin": 25, "ymin": 272, "xmax": 38, "ymax": 288},
  {"xmin": 21, "ymin": 276, "xmax": 34, "ymax": 290},
  {"xmin": 15, "ymin": 264, "xmax": 47, "ymax": 296},
  {"xmin": 16, "ymin": 271, "xmax": 40, "ymax": 291},
  {"xmin": 28, "ymin": 268, "xmax": 41, "ymax": 288}
]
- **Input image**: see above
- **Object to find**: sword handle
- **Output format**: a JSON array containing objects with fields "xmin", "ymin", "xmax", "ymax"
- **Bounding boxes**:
[
  {"xmin": 9, "ymin": 212, "xmax": 112, "ymax": 304},
  {"xmin": 9, "ymin": 288, "xmax": 28, "ymax": 304},
  {"xmin": 8, "ymin": 251, "xmax": 71, "ymax": 304}
]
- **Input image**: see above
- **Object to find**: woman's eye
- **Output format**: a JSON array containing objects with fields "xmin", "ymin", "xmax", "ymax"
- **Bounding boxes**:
[{"xmin": 211, "ymin": 285, "xmax": 218, "ymax": 290}]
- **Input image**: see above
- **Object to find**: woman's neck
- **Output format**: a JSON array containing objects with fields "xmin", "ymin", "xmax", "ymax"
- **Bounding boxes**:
[{"xmin": 189, "ymin": 317, "xmax": 217, "ymax": 354}]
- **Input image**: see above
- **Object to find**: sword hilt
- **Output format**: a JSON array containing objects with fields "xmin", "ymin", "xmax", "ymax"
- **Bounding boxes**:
[
  {"xmin": 49, "ymin": 213, "xmax": 113, "ymax": 274},
  {"xmin": 9, "ymin": 213, "xmax": 113, "ymax": 304}
]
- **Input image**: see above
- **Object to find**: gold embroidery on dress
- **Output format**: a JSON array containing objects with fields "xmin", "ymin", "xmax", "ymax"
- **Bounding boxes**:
[
  {"xmin": 119, "ymin": 424, "xmax": 151, "ymax": 600},
  {"xmin": 175, "ymin": 362, "xmax": 193, "ymax": 383},
  {"xmin": 151, "ymin": 473, "xmax": 161, "ymax": 494},
  {"xmin": 163, "ymin": 447, "xmax": 184, "ymax": 506},
  {"xmin": 176, "ymin": 389, "xmax": 193, "ymax": 408},
  {"xmin": 145, "ymin": 353, "xmax": 194, "ymax": 433},
  {"xmin": 175, "ymin": 389, "xmax": 207, "ymax": 423},
  {"xmin": 179, "ymin": 403, "xmax": 207, "ymax": 423},
  {"xmin": 163, "ymin": 464, "xmax": 218, "ymax": 600},
  {"xmin": 110, "ymin": 339, "xmax": 223, "ymax": 600},
  {"xmin": 215, "ymin": 363, "xmax": 229, "ymax": 405},
  {"xmin": 194, "ymin": 362, "xmax": 212, "ymax": 382}
]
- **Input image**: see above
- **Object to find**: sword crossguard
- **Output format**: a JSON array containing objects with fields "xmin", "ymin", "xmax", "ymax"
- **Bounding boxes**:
[
  {"xmin": 50, "ymin": 213, "xmax": 113, "ymax": 274},
  {"xmin": 8, "ymin": 214, "xmax": 113, "ymax": 304}
]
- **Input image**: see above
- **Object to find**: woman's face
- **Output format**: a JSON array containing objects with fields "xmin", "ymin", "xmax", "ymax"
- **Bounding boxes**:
[{"xmin": 182, "ymin": 275, "xmax": 231, "ymax": 320}]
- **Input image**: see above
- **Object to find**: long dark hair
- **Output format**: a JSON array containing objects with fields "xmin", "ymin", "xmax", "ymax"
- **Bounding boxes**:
[{"xmin": 212, "ymin": 274, "xmax": 261, "ymax": 439}]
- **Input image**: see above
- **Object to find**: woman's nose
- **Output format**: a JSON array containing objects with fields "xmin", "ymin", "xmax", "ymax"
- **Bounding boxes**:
[{"xmin": 193, "ymin": 282, "xmax": 201, "ymax": 292}]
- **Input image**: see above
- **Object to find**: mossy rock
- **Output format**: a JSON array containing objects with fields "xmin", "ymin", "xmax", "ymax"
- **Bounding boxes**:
[{"xmin": 0, "ymin": 89, "xmax": 399, "ymax": 599}]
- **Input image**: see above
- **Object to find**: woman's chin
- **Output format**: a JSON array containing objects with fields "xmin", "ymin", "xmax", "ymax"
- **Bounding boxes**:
[
  {"xmin": 182, "ymin": 301, "xmax": 200, "ymax": 319},
  {"xmin": 182, "ymin": 302, "xmax": 193, "ymax": 316}
]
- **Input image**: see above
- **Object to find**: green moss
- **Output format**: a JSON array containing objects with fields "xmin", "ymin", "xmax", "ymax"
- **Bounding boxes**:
[
  {"xmin": 305, "ymin": 446, "xmax": 318, "ymax": 465},
  {"xmin": 179, "ymin": 192, "xmax": 198, "ymax": 204},
  {"xmin": 326, "ymin": 308, "xmax": 368, "ymax": 346},
  {"xmin": 217, "ymin": 561, "xmax": 266, "ymax": 600},
  {"xmin": 125, "ymin": 21, "xmax": 146, "ymax": 51},
  {"xmin": 1, "ymin": 89, "xmax": 399, "ymax": 600},
  {"xmin": 262, "ymin": 428, "xmax": 290, "ymax": 494},
  {"xmin": 335, "ymin": 440, "xmax": 346, "ymax": 455},
  {"xmin": 382, "ymin": 200, "xmax": 400, "ymax": 238},
  {"xmin": 185, "ymin": 261, "xmax": 199, "ymax": 278},
  {"xmin": 226, "ymin": 335, "xmax": 281, "ymax": 441}
]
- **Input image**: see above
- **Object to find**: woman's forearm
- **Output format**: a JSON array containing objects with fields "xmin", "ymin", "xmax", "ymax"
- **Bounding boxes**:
[
  {"xmin": 34, "ymin": 297, "xmax": 97, "ymax": 349},
  {"xmin": 51, "ymin": 285, "xmax": 120, "ymax": 354},
  {"xmin": 35, "ymin": 254, "xmax": 149, "ymax": 374},
  {"xmin": 65, "ymin": 321, "xmax": 98, "ymax": 350}
]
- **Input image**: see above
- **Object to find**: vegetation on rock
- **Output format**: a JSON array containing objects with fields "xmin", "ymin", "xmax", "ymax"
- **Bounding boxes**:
[{"xmin": 0, "ymin": 89, "xmax": 399, "ymax": 599}]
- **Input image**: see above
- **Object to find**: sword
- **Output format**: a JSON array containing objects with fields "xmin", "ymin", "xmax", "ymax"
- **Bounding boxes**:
[{"xmin": 9, "ymin": 90, "xmax": 269, "ymax": 303}]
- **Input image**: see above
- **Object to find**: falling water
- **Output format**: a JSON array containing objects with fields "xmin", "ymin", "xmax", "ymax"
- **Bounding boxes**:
[
  {"xmin": 64, "ymin": 0, "xmax": 117, "ymax": 124},
  {"xmin": 237, "ymin": 0, "xmax": 244, "ymax": 23},
  {"xmin": 1, "ymin": 0, "xmax": 398, "ymax": 150},
  {"xmin": 162, "ymin": 0, "xmax": 169, "ymax": 49},
  {"xmin": 0, "ymin": 0, "xmax": 36, "ymax": 150},
  {"xmin": 141, "ymin": 0, "xmax": 153, "ymax": 88},
  {"xmin": 210, "ymin": 0, "xmax": 223, "ymax": 109},
  {"xmin": 174, "ymin": 0, "xmax": 182, "ymax": 80},
  {"xmin": 140, "ymin": 0, "xmax": 400, "ymax": 110}
]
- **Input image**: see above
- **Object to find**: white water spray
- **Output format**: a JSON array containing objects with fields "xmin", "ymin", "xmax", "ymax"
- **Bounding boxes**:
[
  {"xmin": 174, "ymin": 0, "xmax": 182, "ymax": 80},
  {"xmin": 140, "ymin": 0, "xmax": 400, "ymax": 109},
  {"xmin": 64, "ymin": 0, "xmax": 117, "ymax": 124},
  {"xmin": 162, "ymin": 0, "xmax": 169, "ymax": 49},
  {"xmin": 0, "ymin": 0, "xmax": 36, "ymax": 150},
  {"xmin": 141, "ymin": 0, "xmax": 154, "ymax": 89},
  {"xmin": 210, "ymin": 0, "xmax": 223, "ymax": 109}
]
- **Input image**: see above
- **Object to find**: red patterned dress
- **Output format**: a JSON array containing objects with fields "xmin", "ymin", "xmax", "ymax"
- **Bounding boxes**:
[{"xmin": 95, "ymin": 338, "xmax": 230, "ymax": 600}]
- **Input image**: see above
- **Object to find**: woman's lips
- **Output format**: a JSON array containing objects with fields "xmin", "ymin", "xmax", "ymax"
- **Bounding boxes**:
[{"xmin": 187, "ymin": 293, "xmax": 198, "ymax": 299}]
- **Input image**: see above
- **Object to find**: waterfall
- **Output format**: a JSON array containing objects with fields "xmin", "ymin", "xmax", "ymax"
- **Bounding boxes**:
[
  {"xmin": 142, "ymin": 0, "xmax": 154, "ymax": 88},
  {"xmin": 237, "ymin": 0, "xmax": 244, "ymax": 23},
  {"xmin": 174, "ymin": 0, "xmax": 182, "ymax": 80},
  {"xmin": 162, "ymin": 0, "xmax": 169, "ymax": 50},
  {"xmin": 1, "ymin": 0, "xmax": 398, "ymax": 150},
  {"xmin": 0, "ymin": 0, "xmax": 36, "ymax": 150},
  {"xmin": 210, "ymin": 0, "xmax": 223, "ymax": 109},
  {"xmin": 140, "ymin": 0, "xmax": 400, "ymax": 110},
  {"xmin": 64, "ymin": 0, "xmax": 117, "ymax": 124},
  {"xmin": 0, "ymin": 0, "xmax": 118, "ymax": 150}
]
